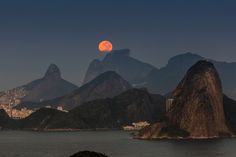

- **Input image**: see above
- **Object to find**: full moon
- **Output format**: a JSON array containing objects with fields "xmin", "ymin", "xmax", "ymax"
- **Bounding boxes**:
[{"xmin": 98, "ymin": 40, "xmax": 113, "ymax": 53}]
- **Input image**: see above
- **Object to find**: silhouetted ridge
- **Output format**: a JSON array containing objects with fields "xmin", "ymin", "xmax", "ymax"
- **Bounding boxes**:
[
  {"xmin": 185, "ymin": 60, "xmax": 215, "ymax": 76},
  {"xmin": 167, "ymin": 52, "xmax": 203, "ymax": 65},
  {"xmin": 44, "ymin": 64, "xmax": 61, "ymax": 79},
  {"xmin": 146, "ymin": 52, "xmax": 236, "ymax": 99},
  {"xmin": 83, "ymin": 49, "xmax": 156, "ymax": 84},
  {"xmin": 27, "ymin": 71, "xmax": 132, "ymax": 110},
  {"xmin": 0, "ymin": 64, "xmax": 78, "ymax": 106},
  {"xmin": 82, "ymin": 71, "xmax": 125, "ymax": 86},
  {"xmin": 105, "ymin": 49, "xmax": 130, "ymax": 58}
]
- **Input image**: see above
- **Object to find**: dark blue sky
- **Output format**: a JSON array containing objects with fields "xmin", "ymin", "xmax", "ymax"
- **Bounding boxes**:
[{"xmin": 0, "ymin": 0, "xmax": 236, "ymax": 90}]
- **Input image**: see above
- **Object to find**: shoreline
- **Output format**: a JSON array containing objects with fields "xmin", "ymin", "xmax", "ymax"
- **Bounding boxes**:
[
  {"xmin": 2, "ymin": 128, "xmax": 236, "ymax": 141},
  {"xmin": 1, "ymin": 128, "xmax": 125, "ymax": 132},
  {"xmin": 134, "ymin": 134, "xmax": 236, "ymax": 141},
  {"xmin": 43, "ymin": 128, "xmax": 122, "ymax": 132}
]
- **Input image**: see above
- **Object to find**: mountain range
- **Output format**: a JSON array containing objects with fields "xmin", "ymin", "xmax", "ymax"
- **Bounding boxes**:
[
  {"xmin": 1, "ymin": 49, "xmax": 236, "ymax": 140},
  {"xmin": 84, "ymin": 51, "xmax": 236, "ymax": 99},
  {"xmin": 3, "ymin": 50, "xmax": 236, "ymax": 110},
  {"xmin": 18, "ymin": 71, "xmax": 132, "ymax": 110},
  {"xmin": 83, "ymin": 49, "xmax": 156, "ymax": 86},
  {"xmin": 145, "ymin": 52, "xmax": 236, "ymax": 99},
  {"xmin": 3, "ymin": 60, "xmax": 236, "ymax": 138}
]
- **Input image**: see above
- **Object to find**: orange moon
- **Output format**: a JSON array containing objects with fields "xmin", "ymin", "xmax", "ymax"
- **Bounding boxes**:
[{"xmin": 98, "ymin": 40, "xmax": 113, "ymax": 53}]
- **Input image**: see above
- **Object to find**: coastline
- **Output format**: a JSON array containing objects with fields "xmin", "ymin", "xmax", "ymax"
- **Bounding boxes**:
[
  {"xmin": 43, "ymin": 128, "xmax": 122, "ymax": 132},
  {"xmin": 134, "ymin": 134, "xmax": 236, "ymax": 141},
  {"xmin": 0, "ymin": 128, "xmax": 124, "ymax": 132},
  {"xmin": 2, "ymin": 128, "xmax": 235, "ymax": 141}
]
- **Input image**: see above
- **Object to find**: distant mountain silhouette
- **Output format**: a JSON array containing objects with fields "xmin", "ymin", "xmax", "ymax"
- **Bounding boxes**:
[
  {"xmin": 83, "ymin": 49, "xmax": 157, "ymax": 86},
  {"xmin": 0, "ymin": 64, "xmax": 78, "ymax": 107},
  {"xmin": 146, "ymin": 52, "xmax": 236, "ymax": 99},
  {"xmin": 23, "ymin": 71, "xmax": 132, "ymax": 110}
]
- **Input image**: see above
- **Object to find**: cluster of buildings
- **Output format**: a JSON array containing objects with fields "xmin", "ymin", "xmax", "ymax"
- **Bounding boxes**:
[
  {"xmin": 0, "ymin": 87, "xmax": 32, "ymax": 119},
  {"xmin": 0, "ymin": 104, "xmax": 68, "ymax": 119},
  {"xmin": 0, "ymin": 87, "xmax": 26, "ymax": 106},
  {"xmin": 0, "ymin": 87, "xmax": 68, "ymax": 119},
  {"xmin": 123, "ymin": 121, "xmax": 150, "ymax": 131},
  {"xmin": 45, "ymin": 105, "xmax": 68, "ymax": 113},
  {"xmin": 0, "ymin": 104, "xmax": 33, "ymax": 119}
]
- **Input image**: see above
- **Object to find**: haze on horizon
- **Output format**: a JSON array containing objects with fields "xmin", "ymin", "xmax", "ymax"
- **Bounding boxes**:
[{"xmin": 0, "ymin": 0, "xmax": 236, "ymax": 91}]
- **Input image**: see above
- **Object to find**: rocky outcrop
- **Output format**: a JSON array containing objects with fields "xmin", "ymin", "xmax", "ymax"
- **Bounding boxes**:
[
  {"xmin": 44, "ymin": 64, "xmax": 61, "ymax": 79},
  {"xmin": 29, "ymin": 71, "xmax": 133, "ymax": 110},
  {"xmin": 167, "ymin": 60, "xmax": 231, "ymax": 138},
  {"xmin": 137, "ymin": 60, "xmax": 232, "ymax": 139},
  {"xmin": 83, "ymin": 49, "xmax": 156, "ymax": 85}
]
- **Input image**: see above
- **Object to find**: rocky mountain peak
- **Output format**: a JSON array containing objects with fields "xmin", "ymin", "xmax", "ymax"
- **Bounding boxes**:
[
  {"xmin": 146, "ymin": 52, "xmax": 236, "ymax": 99},
  {"xmin": 44, "ymin": 64, "xmax": 61, "ymax": 79},
  {"xmin": 167, "ymin": 60, "xmax": 232, "ymax": 138},
  {"xmin": 137, "ymin": 60, "xmax": 232, "ymax": 139},
  {"xmin": 33, "ymin": 71, "xmax": 133, "ymax": 110},
  {"xmin": 93, "ymin": 71, "xmax": 125, "ymax": 81},
  {"xmin": 80, "ymin": 71, "xmax": 132, "ymax": 94},
  {"xmin": 184, "ymin": 60, "xmax": 215, "ymax": 75},
  {"xmin": 83, "ymin": 48, "xmax": 155, "ymax": 85},
  {"xmin": 167, "ymin": 52, "xmax": 203, "ymax": 66},
  {"xmin": 103, "ymin": 49, "xmax": 130, "ymax": 62},
  {"xmin": 107, "ymin": 49, "xmax": 130, "ymax": 56}
]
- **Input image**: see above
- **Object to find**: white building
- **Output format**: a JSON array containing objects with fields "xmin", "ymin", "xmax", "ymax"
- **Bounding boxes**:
[{"xmin": 166, "ymin": 98, "xmax": 174, "ymax": 112}]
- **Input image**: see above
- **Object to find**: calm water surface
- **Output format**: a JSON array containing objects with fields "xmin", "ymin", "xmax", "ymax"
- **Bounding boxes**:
[{"xmin": 0, "ymin": 130, "xmax": 235, "ymax": 157}]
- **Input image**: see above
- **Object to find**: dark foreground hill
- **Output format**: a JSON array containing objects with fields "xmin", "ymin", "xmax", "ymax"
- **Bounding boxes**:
[{"xmin": 5, "ymin": 89, "xmax": 166, "ymax": 130}]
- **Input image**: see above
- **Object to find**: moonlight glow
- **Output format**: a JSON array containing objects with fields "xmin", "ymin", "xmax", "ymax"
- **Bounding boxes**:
[{"xmin": 98, "ymin": 40, "xmax": 113, "ymax": 53}]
